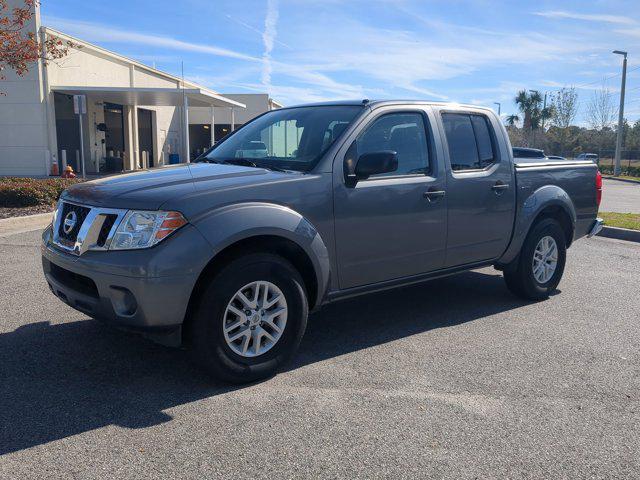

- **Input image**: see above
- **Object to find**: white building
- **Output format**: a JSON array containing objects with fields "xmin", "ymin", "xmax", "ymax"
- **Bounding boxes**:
[
  {"xmin": 0, "ymin": 0, "xmax": 282, "ymax": 177},
  {"xmin": 188, "ymin": 94, "xmax": 283, "ymax": 158}
]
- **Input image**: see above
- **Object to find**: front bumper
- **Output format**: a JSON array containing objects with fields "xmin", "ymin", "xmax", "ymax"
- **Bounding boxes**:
[
  {"xmin": 41, "ymin": 224, "xmax": 211, "ymax": 339},
  {"xmin": 587, "ymin": 217, "xmax": 604, "ymax": 238}
]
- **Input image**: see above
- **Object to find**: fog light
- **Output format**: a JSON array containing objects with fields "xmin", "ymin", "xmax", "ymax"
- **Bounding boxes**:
[{"xmin": 110, "ymin": 286, "xmax": 137, "ymax": 316}]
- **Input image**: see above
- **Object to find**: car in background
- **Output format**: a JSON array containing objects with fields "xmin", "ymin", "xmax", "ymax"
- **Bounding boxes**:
[
  {"xmin": 513, "ymin": 148, "xmax": 565, "ymax": 162},
  {"xmin": 576, "ymin": 153, "xmax": 599, "ymax": 163},
  {"xmin": 512, "ymin": 147, "xmax": 546, "ymax": 159},
  {"xmin": 236, "ymin": 141, "xmax": 269, "ymax": 159}
]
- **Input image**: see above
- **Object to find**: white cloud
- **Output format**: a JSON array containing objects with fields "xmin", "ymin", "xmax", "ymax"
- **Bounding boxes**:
[
  {"xmin": 261, "ymin": 0, "xmax": 279, "ymax": 88},
  {"xmin": 43, "ymin": 6, "xmax": 631, "ymax": 110},
  {"xmin": 534, "ymin": 10, "xmax": 636, "ymax": 25},
  {"xmin": 44, "ymin": 16, "xmax": 260, "ymax": 63},
  {"xmin": 224, "ymin": 14, "xmax": 290, "ymax": 49},
  {"xmin": 274, "ymin": 18, "xmax": 590, "ymax": 102},
  {"xmin": 616, "ymin": 28, "xmax": 640, "ymax": 38},
  {"xmin": 43, "ymin": 14, "xmax": 367, "ymax": 103}
]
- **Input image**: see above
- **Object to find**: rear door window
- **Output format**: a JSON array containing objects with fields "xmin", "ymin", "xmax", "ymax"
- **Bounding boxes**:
[{"xmin": 442, "ymin": 113, "xmax": 498, "ymax": 171}]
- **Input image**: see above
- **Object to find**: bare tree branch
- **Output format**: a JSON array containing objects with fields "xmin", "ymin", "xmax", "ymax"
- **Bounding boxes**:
[{"xmin": 586, "ymin": 84, "xmax": 617, "ymax": 131}]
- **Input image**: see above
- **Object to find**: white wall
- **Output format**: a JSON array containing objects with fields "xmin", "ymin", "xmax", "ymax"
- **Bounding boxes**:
[
  {"xmin": 49, "ymin": 42, "xmax": 184, "ymax": 170},
  {"xmin": 0, "ymin": 0, "xmax": 48, "ymax": 176},
  {"xmin": 189, "ymin": 94, "xmax": 279, "ymax": 126}
]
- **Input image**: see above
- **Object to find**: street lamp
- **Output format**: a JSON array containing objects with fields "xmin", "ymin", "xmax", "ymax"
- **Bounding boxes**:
[
  {"xmin": 613, "ymin": 50, "xmax": 628, "ymax": 177},
  {"xmin": 493, "ymin": 102, "xmax": 501, "ymax": 115}
]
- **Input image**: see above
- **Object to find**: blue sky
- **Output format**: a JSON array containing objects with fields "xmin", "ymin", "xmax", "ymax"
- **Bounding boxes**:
[{"xmin": 42, "ymin": 0, "xmax": 640, "ymax": 123}]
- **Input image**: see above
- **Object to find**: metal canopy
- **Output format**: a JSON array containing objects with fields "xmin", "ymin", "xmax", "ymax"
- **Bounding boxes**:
[{"xmin": 50, "ymin": 86, "xmax": 246, "ymax": 109}]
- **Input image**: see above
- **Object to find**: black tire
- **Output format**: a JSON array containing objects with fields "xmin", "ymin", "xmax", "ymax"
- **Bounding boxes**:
[
  {"xmin": 187, "ymin": 253, "xmax": 308, "ymax": 383},
  {"xmin": 503, "ymin": 218, "xmax": 567, "ymax": 301}
]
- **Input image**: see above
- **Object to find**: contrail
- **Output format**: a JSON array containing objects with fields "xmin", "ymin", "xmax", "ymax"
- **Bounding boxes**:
[{"xmin": 262, "ymin": 0, "xmax": 279, "ymax": 89}]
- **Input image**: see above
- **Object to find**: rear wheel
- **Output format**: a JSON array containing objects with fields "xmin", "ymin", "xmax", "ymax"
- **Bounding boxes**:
[
  {"xmin": 503, "ymin": 218, "xmax": 567, "ymax": 300},
  {"xmin": 188, "ymin": 253, "xmax": 308, "ymax": 383}
]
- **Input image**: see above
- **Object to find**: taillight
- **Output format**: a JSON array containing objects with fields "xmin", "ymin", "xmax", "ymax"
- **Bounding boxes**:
[{"xmin": 596, "ymin": 170, "xmax": 602, "ymax": 207}]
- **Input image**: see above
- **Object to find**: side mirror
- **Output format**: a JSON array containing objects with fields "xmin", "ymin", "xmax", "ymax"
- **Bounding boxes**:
[{"xmin": 354, "ymin": 151, "xmax": 398, "ymax": 181}]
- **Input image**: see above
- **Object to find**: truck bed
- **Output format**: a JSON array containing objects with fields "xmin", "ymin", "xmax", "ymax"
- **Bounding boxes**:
[{"xmin": 514, "ymin": 159, "xmax": 599, "ymax": 241}]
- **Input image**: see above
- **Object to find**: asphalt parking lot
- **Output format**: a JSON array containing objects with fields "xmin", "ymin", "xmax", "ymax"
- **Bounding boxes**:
[
  {"xmin": 601, "ymin": 178, "xmax": 640, "ymax": 213},
  {"xmin": 0, "ymin": 229, "xmax": 639, "ymax": 479}
]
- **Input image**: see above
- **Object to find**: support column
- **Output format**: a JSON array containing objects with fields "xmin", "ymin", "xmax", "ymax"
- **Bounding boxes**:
[
  {"xmin": 230, "ymin": 107, "xmax": 235, "ymax": 132},
  {"xmin": 132, "ymin": 105, "xmax": 139, "ymax": 169},
  {"xmin": 123, "ymin": 105, "xmax": 139, "ymax": 171},
  {"xmin": 210, "ymin": 106, "xmax": 216, "ymax": 146},
  {"xmin": 40, "ymin": 28, "xmax": 58, "ymax": 174},
  {"xmin": 183, "ymin": 95, "xmax": 190, "ymax": 163},
  {"xmin": 126, "ymin": 64, "xmax": 139, "ymax": 170}
]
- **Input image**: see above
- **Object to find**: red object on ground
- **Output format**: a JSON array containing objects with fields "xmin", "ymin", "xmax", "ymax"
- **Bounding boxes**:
[{"xmin": 50, "ymin": 162, "xmax": 59, "ymax": 176}]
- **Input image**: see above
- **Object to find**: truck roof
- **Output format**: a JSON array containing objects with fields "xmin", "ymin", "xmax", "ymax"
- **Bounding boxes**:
[{"xmin": 283, "ymin": 99, "xmax": 494, "ymax": 112}]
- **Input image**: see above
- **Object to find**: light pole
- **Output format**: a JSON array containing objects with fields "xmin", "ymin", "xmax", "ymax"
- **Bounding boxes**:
[
  {"xmin": 493, "ymin": 102, "xmax": 501, "ymax": 115},
  {"xmin": 613, "ymin": 50, "xmax": 627, "ymax": 177}
]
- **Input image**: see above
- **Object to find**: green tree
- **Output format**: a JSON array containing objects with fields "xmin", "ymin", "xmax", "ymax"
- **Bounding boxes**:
[
  {"xmin": 505, "ymin": 114, "xmax": 519, "ymax": 126},
  {"xmin": 549, "ymin": 87, "xmax": 578, "ymax": 154},
  {"xmin": 514, "ymin": 90, "xmax": 554, "ymax": 146}
]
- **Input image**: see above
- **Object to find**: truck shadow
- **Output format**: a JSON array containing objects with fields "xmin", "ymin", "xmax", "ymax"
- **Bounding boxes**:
[{"xmin": 0, "ymin": 269, "xmax": 536, "ymax": 455}]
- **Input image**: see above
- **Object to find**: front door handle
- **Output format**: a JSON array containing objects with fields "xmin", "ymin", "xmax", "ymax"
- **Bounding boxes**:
[
  {"xmin": 491, "ymin": 181, "xmax": 509, "ymax": 193},
  {"xmin": 423, "ymin": 188, "xmax": 446, "ymax": 202}
]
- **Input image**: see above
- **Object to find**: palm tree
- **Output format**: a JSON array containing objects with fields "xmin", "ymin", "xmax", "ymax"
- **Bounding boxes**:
[
  {"xmin": 514, "ymin": 90, "xmax": 554, "ymax": 145},
  {"xmin": 515, "ymin": 90, "xmax": 537, "ymax": 130},
  {"xmin": 505, "ymin": 114, "xmax": 520, "ymax": 127}
]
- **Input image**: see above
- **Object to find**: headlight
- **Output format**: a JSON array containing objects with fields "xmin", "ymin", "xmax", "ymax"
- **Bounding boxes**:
[{"xmin": 110, "ymin": 210, "xmax": 187, "ymax": 250}]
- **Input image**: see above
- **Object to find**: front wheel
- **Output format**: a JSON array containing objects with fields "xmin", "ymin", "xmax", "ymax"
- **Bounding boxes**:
[
  {"xmin": 503, "ymin": 218, "xmax": 567, "ymax": 300},
  {"xmin": 187, "ymin": 253, "xmax": 308, "ymax": 383}
]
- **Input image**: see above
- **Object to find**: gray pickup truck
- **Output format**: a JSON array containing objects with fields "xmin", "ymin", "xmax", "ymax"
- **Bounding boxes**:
[{"xmin": 42, "ymin": 100, "xmax": 603, "ymax": 383}]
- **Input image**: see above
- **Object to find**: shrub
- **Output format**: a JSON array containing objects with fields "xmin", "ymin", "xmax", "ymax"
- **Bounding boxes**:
[
  {"xmin": 0, "ymin": 177, "xmax": 82, "ymax": 208},
  {"xmin": 598, "ymin": 165, "xmax": 640, "ymax": 177}
]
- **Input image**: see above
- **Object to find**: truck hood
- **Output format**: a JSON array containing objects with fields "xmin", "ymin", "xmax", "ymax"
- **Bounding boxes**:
[{"xmin": 61, "ymin": 163, "xmax": 274, "ymax": 210}]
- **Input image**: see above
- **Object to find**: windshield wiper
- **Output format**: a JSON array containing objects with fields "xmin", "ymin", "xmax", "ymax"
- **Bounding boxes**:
[
  {"xmin": 254, "ymin": 162, "xmax": 289, "ymax": 173},
  {"xmin": 222, "ymin": 158, "xmax": 260, "ymax": 168},
  {"xmin": 222, "ymin": 158, "xmax": 292, "ymax": 173},
  {"xmin": 199, "ymin": 157, "xmax": 292, "ymax": 173}
]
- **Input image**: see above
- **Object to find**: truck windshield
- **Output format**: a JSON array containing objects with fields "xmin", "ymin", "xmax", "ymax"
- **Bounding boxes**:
[{"xmin": 197, "ymin": 105, "xmax": 363, "ymax": 172}]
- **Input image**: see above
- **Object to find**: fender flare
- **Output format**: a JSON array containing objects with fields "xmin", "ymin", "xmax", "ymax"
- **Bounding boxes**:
[
  {"xmin": 192, "ymin": 202, "xmax": 330, "ymax": 308},
  {"xmin": 498, "ymin": 185, "xmax": 576, "ymax": 265}
]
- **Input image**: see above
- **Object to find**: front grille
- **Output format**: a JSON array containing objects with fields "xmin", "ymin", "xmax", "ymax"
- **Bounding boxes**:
[
  {"xmin": 49, "ymin": 262, "xmax": 99, "ymax": 298},
  {"xmin": 51, "ymin": 202, "xmax": 127, "ymax": 255},
  {"xmin": 97, "ymin": 214, "xmax": 118, "ymax": 247},
  {"xmin": 57, "ymin": 202, "xmax": 91, "ymax": 243}
]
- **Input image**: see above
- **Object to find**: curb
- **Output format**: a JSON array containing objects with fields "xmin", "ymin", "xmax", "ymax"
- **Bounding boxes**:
[
  {"xmin": 602, "ymin": 176, "xmax": 640, "ymax": 185},
  {"xmin": 597, "ymin": 225, "xmax": 640, "ymax": 243},
  {"xmin": 0, "ymin": 212, "xmax": 53, "ymax": 238}
]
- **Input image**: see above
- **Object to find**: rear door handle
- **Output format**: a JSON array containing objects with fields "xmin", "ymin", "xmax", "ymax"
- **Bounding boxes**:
[
  {"xmin": 491, "ymin": 181, "xmax": 509, "ymax": 193},
  {"xmin": 423, "ymin": 189, "xmax": 446, "ymax": 201}
]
